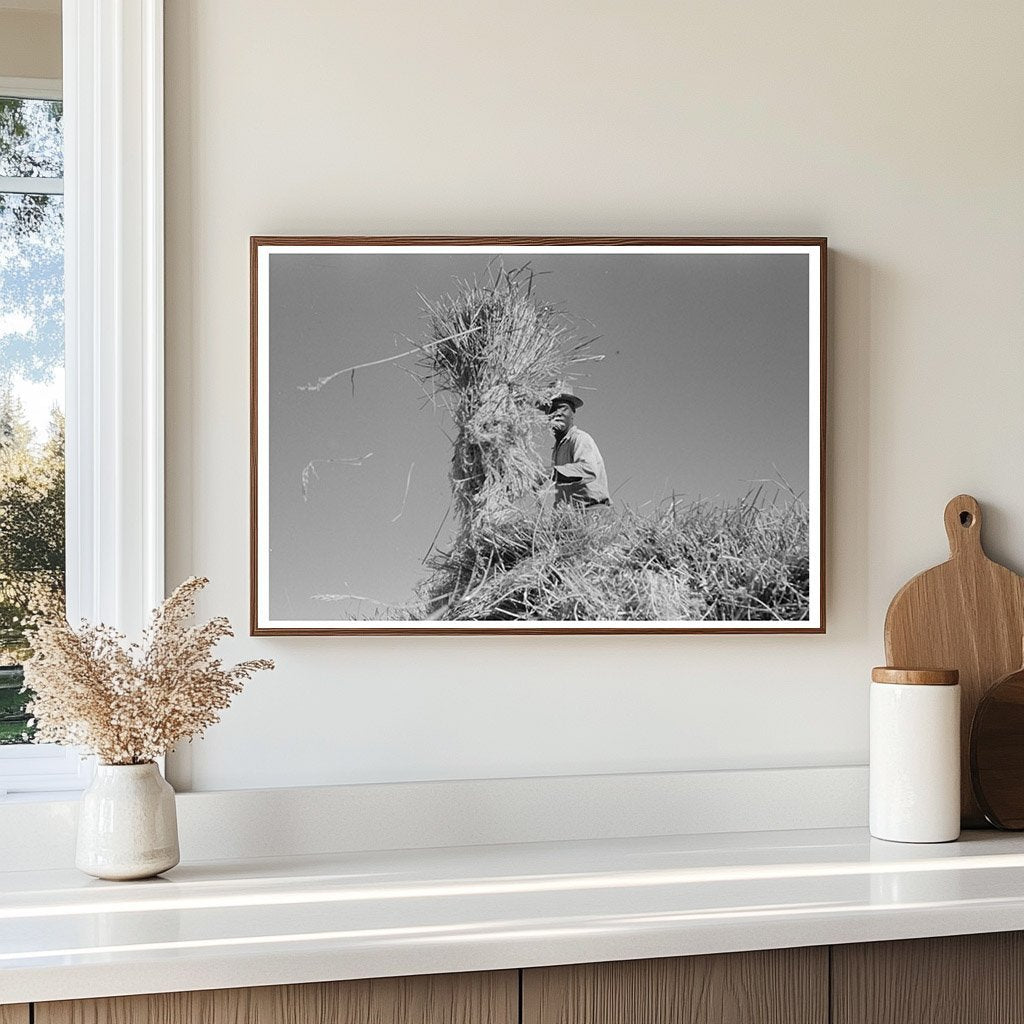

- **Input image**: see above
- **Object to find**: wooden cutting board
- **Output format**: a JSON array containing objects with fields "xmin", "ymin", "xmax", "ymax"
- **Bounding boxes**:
[{"xmin": 884, "ymin": 494, "xmax": 1024, "ymax": 826}]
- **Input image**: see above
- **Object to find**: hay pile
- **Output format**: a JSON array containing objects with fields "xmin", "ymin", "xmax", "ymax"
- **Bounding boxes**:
[{"xmin": 417, "ymin": 494, "xmax": 809, "ymax": 623}]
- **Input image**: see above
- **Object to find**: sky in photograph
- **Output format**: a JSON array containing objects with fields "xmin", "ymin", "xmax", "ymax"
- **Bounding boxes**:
[{"xmin": 266, "ymin": 250, "xmax": 811, "ymax": 620}]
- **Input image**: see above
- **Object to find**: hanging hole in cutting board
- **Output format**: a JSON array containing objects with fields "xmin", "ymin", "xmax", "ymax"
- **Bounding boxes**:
[{"xmin": 960, "ymin": 511, "xmax": 974, "ymax": 527}]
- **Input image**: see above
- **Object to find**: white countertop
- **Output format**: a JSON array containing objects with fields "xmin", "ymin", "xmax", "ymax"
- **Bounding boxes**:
[{"xmin": 4, "ymin": 826, "xmax": 1024, "ymax": 1005}]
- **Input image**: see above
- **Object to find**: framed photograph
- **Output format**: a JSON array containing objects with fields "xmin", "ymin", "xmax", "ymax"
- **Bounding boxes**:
[{"xmin": 251, "ymin": 237, "xmax": 826, "ymax": 635}]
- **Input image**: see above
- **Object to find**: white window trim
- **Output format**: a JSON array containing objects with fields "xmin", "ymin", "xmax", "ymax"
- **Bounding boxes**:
[
  {"xmin": 0, "ymin": 2, "xmax": 165, "ymax": 797},
  {"xmin": 0, "ymin": 175, "xmax": 63, "ymax": 195},
  {"xmin": 63, "ymin": 0, "xmax": 164, "ymax": 632}
]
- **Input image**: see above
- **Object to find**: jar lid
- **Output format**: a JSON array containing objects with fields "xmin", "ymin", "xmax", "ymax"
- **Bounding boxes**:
[{"xmin": 871, "ymin": 666, "xmax": 959, "ymax": 686}]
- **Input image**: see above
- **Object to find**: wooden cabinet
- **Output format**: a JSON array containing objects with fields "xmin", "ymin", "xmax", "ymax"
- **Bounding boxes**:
[
  {"xmin": 522, "ymin": 948, "xmax": 828, "ymax": 1024},
  {"xmin": 34, "ymin": 972, "xmax": 517, "ymax": 1024},
  {"xmin": 15, "ymin": 933, "xmax": 1024, "ymax": 1023},
  {"xmin": 832, "ymin": 932, "xmax": 1024, "ymax": 1024}
]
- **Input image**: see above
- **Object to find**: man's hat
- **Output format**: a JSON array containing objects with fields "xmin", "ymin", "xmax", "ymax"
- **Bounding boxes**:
[{"xmin": 544, "ymin": 383, "xmax": 583, "ymax": 411}]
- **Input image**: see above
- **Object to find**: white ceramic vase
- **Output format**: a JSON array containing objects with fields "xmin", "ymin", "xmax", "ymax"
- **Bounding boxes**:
[{"xmin": 76, "ymin": 762, "xmax": 180, "ymax": 880}]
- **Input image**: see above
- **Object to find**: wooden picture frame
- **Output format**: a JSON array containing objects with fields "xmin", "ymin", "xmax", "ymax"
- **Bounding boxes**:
[{"xmin": 251, "ymin": 236, "xmax": 826, "ymax": 635}]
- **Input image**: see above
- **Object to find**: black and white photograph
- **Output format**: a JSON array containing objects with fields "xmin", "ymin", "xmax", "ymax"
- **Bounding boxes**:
[{"xmin": 251, "ymin": 238, "xmax": 825, "ymax": 634}]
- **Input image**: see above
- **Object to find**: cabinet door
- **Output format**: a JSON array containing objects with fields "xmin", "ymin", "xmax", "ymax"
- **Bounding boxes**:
[
  {"xmin": 36, "ymin": 971, "xmax": 517, "ymax": 1024},
  {"xmin": 832, "ymin": 932, "xmax": 1024, "ymax": 1024},
  {"xmin": 0, "ymin": 1007, "xmax": 29, "ymax": 1024},
  {"xmin": 523, "ymin": 948, "xmax": 828, "ymax": 1024}
]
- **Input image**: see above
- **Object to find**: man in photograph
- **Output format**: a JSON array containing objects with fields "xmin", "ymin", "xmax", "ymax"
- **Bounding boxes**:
[{"xmin": 545, "ymin": 386, "xmax": 611, "ymax": 509}]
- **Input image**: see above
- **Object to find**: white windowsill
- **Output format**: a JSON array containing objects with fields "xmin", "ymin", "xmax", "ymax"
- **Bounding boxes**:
[{"xmin": 0, "ymin": 745, "xmax": 94, "ymax": 798}]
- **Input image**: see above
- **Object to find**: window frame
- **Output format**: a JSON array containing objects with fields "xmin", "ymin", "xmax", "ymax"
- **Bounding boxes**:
[{"xmin": 0, "ymin": 0, "xmax": 165, "ymax": 797}]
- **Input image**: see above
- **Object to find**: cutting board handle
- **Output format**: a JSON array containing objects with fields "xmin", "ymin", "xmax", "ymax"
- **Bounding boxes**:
[{"xmin": 944, "ymin": 494, "xmax": 983, "ymax": 559}]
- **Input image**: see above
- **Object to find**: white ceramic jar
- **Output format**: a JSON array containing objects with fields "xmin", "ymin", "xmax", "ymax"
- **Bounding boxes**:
[
  {"xmin": 870, "ymin": 667, "xmax": 961, "ymax": 843},
  {"xmin": 76, "ymin": 762, "xmax": 180, "ymax": 880}
]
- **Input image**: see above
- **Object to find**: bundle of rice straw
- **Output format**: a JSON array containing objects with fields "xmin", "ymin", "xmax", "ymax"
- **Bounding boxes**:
[{"xmin": 416, "ymin": 263, "xmax": 599, "ymax": 538}]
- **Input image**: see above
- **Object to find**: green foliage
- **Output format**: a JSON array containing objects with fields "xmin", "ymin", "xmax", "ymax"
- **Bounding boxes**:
[
  {"xmin": 0, "ymin": 398, "xmax": 64, "ymax": 583},
  {"xmin": 0, "ymin": 97, "xmax": 62, "ymax": 193},
  {"xmin": 0, "ymin": 97, "xmax": 66, "ymax": 741},
  {"xmin": 0, "ymin": 664, "xmax": 29, "ymax": 743},
  {"xmin": 0, "ymin": 393, "xmax": 65, "ymax": 742}
]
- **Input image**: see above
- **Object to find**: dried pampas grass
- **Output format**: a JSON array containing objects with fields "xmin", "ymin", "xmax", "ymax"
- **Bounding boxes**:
[{"xmin": 23, "ymin": 576, "xmax": 273, "ymax": 765}]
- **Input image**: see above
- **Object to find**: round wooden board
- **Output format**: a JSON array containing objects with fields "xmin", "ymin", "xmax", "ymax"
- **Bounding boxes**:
[{"xmin": 971, "ymin": 664, "xmax": 1024, "ymax": 829}]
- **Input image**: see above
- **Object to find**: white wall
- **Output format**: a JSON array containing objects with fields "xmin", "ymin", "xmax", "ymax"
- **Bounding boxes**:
[{"xmin": 164, "ymin": 1, "xmax": 1024, "ymax": 792}]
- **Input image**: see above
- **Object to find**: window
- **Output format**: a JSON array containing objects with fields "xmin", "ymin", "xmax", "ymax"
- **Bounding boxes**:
[
  {"xmin": 0, "ymin": 4, "xmax": 166, "ymax": 798},
  {"xmin": 0, "ymin": 86, "xmax": 63, "ymax": 731},
  {"xmin": 0, "ymin": 79, "xmax": 83, "ymax": 795},
  {"xmin": 0, "ymin": 86, "xmax": 65, "ymax": 740}
]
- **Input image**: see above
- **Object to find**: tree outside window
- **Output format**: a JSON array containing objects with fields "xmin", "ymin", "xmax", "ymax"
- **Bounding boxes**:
[{"xmin": 0, "ymin": 94, "xmax": 65, "ymax": 744}]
